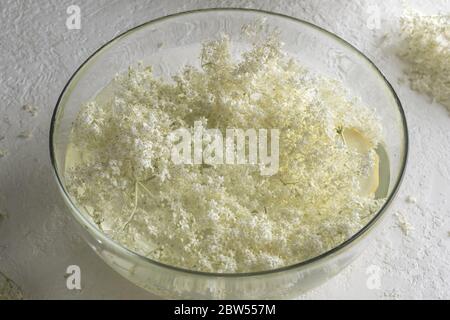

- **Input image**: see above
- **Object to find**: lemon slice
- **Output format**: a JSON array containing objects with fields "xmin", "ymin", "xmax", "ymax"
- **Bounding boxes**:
[{"xmin": 342, "ymin": 128, "xmax": 379, "ymax": 196}]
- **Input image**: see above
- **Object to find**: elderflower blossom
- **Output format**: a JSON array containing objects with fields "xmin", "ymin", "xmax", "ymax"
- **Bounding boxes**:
[
  {"xmin": 65, "ymin": 33, "xmax": 385, "ymax": 273},
  {"xmin": 398, "ymin": 13, "xmax": 450, "ymax": 110}
]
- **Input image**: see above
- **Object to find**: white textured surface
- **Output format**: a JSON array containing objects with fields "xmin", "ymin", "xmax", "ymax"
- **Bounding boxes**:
[{"xmin": 0, "ymin": 0, "xmax": 449, "ymax": 299}]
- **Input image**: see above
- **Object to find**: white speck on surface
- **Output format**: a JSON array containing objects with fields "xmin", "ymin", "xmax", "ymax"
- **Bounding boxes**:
[
  {"xmin": 22, "ymin": 104, "xmax": 38, "ymax": 117},
  {"xmin": 395, "ymin": 212, "xmax": 415, "ymax": 236},
  {"xmin": 406, "ymin": 195, "xmax": 417, "ymax": 204},
  {"xmin": 17, "ymin": 131, "xmax": 32, "ymax": 139},
  {"xmin": 0, "ymin": 149, "xmax": 8, "ymax": 158},
  {"xmin": 383, "ymin": 288, "xmax": 402, "ymax": 300}
]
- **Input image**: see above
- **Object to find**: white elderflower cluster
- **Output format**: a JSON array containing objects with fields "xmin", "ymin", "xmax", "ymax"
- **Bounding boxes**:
[
  {"xmin": 398, "ymin": 13, "xmax": 450, "ymax": 111},
  {"xmin": 65, "ymin": 34, "xmax": 385, "ymax": 273}
]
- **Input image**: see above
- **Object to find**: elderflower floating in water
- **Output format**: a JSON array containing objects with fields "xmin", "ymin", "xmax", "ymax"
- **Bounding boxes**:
[{"xmin": 65, "ymin": 33, "xmax": 386, "ymax": 273}]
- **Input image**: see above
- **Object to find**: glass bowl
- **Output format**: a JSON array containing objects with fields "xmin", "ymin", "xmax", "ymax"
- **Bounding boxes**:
[{"xmin": 50, "ymin": 8, "xmax": 408, "ymax": 299}]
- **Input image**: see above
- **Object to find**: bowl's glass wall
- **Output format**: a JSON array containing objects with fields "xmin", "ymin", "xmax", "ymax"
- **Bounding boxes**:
[{"xmin": 52, "ymin": 9, "xmax": 407, "ymax": 299}]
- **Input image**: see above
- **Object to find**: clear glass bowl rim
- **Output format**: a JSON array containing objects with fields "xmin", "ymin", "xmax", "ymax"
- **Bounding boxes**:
[{"xmin": 49, "ymin": 8, "xmax": 409, "ymax": 278}]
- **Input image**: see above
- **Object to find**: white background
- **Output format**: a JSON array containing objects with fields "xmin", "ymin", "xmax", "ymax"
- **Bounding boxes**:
[{"xmin": 0, "ymin": 0, "xmax": 449, "ymax": 299}]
